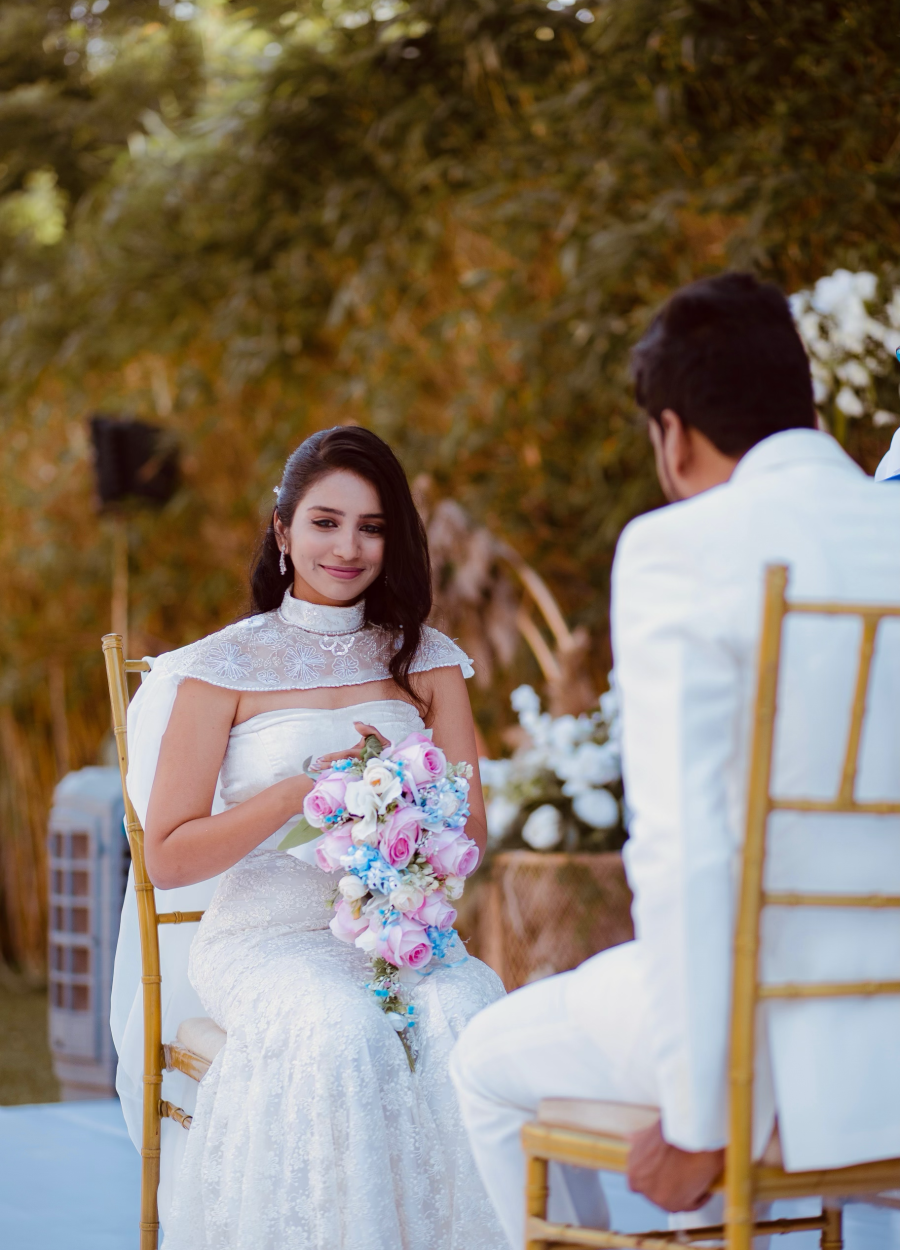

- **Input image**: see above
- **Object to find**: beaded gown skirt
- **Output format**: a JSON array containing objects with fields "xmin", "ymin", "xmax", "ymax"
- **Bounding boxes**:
[{"xmin": 159, "ymin": 701, "xmax": 507, "ymax": 1250}]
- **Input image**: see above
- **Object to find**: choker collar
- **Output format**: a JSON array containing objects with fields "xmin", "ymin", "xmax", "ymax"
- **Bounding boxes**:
[{"xmin": 278, "ymin": 588, "xmax": 367, "ymax": 635}]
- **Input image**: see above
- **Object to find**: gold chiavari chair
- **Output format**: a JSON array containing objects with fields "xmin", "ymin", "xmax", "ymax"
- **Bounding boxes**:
[
  {"xmin": 521, "ymin": 563, "xmax": 900, "ymax": 1250},
  {"xmin": 103, "ymin": 634, "xmax": 226, "ymax": 1250}
]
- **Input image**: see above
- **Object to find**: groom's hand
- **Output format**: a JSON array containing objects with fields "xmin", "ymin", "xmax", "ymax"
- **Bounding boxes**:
[{"xmin": 626, "ymin": 1121, "xmax": 724, "ymax": 1213}]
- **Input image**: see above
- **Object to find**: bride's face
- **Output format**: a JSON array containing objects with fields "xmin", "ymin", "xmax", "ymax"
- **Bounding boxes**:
[{"xmin": 276, "ymin": 469, "xmax": 386, "ymax": 607}]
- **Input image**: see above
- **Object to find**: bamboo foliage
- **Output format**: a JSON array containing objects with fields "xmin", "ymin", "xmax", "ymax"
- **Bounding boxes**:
[
  {"xmin": 2, "ymin": 0, "xmax": 900, "ymax": 967},
  {"xmin": 0, "ymin": 696, "xmax": 108, "ymax": 974},
  {"xmin": 0, "ymin": 709, "xmax": 52, "ymax": 977}
]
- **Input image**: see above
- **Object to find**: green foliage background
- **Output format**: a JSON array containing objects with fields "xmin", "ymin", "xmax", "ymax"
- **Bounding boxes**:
[{"xmin": 0, "ymin": 0, "xmax": 898, "ymax": 964}]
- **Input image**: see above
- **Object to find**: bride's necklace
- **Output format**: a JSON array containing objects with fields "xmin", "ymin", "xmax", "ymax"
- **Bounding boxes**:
[{"xmin": 278, "ymin": 589, "xmax": 367, "ymax": 657}]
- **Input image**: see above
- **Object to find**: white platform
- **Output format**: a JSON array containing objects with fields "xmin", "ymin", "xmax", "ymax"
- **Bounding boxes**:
[{"xmin": 0, "ymin": 1099, "xmax": 896, "ymax": 1248}]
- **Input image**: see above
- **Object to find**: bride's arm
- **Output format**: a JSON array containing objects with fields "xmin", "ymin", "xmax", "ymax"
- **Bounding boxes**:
[
  {"xmin": 418, "ymin": 665, "xmax": 488, "ymax": 859},
  {"xmin": 143, "ymin": 678, "xmax": 312, "ymax": 890}
]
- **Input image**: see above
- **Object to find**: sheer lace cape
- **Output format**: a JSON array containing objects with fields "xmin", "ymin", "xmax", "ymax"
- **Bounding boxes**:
[
  {"xmin": 110, "ymin": 590, "xmax": 474, "ymax": 1185},
  {"xmin": 150, "ymin": 589, "xmax": 474, "ymax": 692}
]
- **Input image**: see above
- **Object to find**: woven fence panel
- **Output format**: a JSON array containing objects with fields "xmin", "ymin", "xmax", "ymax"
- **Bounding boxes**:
[{"xmin": 472, "ymin": 851, "xmax": 634, "ymax": 992}]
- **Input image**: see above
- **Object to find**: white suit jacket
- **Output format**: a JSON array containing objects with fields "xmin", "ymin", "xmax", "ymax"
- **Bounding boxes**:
[{"xmin": 611, "ymin": 429, "xmax": 900, "ymax": 1172}]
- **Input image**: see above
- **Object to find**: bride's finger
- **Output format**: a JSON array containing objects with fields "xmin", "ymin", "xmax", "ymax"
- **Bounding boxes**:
[{"xmin": 353, "ymin": 722, "xmax": 389, "ymax": 748}]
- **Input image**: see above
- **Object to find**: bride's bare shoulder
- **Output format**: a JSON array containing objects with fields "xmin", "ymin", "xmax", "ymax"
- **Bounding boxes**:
[{"xmin": 170, "ymin": 676, "xmax": 240, "ymax": 726}]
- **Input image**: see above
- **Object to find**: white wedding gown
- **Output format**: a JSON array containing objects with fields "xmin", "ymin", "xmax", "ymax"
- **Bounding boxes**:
[
  {"xmin": 110, "ymin": 591, "xmax": 507, "ymax": 1249},
  {"xmin": 158, "ymin": 698, "xmax": 506, "ymax": 1250}
]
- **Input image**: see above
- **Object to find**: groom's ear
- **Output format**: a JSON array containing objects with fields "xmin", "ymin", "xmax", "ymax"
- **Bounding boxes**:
[{"xmin": 649, "ymin": 408, "xmax": 690, "ymax": 502}]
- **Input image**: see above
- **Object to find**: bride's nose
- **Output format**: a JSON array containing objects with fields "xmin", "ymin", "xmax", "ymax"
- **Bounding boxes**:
[{"xmin": 331, "ymin": 525, "xmax": 361, "ymax": 560}]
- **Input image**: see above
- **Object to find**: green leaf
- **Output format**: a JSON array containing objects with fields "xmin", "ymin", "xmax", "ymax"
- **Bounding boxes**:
[
  {"xmin": 278, "ymin": 816, "xmax": 320, "ymax": 851},
  {"xmin": 361, "ymin": 734, "xmax": 385, "ymax": 763}
]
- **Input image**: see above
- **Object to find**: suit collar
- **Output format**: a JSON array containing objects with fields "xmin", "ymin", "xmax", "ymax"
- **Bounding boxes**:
[{"xmin": 729, "ymin": 428, "xmax": 863, "ymax": 487}]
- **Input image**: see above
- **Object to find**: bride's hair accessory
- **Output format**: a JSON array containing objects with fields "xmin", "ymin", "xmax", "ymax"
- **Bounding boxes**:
[
  {"xmin": 279, "ymin": 547, "xmax": 287, "ymax": 576},
  {"xmin": 249, "ymin": 426, "xmax": 432, "ymax": 711},
  {"xmin": 280, "ymin": 732, "xmax": 477, "ymax": 1069}
]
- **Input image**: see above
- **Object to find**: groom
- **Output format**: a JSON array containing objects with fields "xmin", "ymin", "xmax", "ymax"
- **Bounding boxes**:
[{"xmin": 451, "ymin": 271, "xmax": 900, "ymax": 1246}]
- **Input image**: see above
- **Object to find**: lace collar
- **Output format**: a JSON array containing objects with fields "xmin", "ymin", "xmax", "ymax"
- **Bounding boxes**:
[
  {"xmin": 277, "ymin": 588, "xmax": 367, "ymax": 635},
  {"xmin": 149, "ymin": 596, "xmax": 474, "ymax": 692}
]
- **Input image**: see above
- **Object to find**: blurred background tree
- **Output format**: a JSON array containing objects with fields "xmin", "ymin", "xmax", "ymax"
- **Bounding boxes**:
[{"xmin": 1, "ymin": 0, "xmax": 898, "ymax": 970}]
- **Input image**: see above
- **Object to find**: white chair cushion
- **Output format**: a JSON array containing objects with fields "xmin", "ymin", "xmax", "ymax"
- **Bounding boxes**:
[
  {"xmin": 176, "ymin": 1016, "xmax": 227, "ymax": 1063},
  {"xmin": 537, "ymin": 1098, "xmax": 783, "ymax": 1167}
]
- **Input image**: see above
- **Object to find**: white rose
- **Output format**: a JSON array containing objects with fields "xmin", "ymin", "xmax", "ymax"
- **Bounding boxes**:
[
  {"xmin": 345, "ymin": 779, "xmax": 378, "ymax": 817},
  {"xmin": 572, "ymin": 788, "xmax": 620, "ymax": 830},
  {"xmin": 521, "ymin": 804, "xmax": 563, "ymax": 851},
  {"xmin": 362, "ymin": 761, "xmax": 403, "ymax": 809},
  {"xmin": 486, "ymin": 796, "xmax": 519, "ymax": 842},
  {"xmin": 389, "ymin": 882, "xmax": 426, "ymax": 913},
  {"xmin": 345, "ymin": 781, "xmax": 382, "ymax": 844},
  {"xmin": 438, "ymin": 790, "xmax": 461, "ymax": 818},
  {"xmin": 338, "ymin": 874, "xmax": 368, "ymax": 901},
  {"xmin": 478, "ymin": 758, "xmax": 512, "ymax": 790},
  {"xmin": 510, "ymin": 684, "xmax": 541, "ymax": 717},
  {"xmin": 354, "ymin": 927, "xmax": 378, "ymax": 952},
  {"xmin": 443, "ymin": 875, "xmax": 465, "ymax": 901},
  {"xmin": 556, "ymin": 741, "xmax": 620, "ymax": 789}
]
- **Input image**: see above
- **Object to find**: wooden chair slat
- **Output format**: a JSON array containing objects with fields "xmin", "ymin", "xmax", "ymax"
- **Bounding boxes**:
[{"xmin": 163, "ymin": 1043, "xmax": 211, "ymax": 1085}]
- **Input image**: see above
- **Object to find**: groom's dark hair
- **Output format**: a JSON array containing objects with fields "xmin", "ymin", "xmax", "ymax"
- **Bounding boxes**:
[{"xmin": 631, "ymin": 272, "xmax": 816, "ymax": 457}]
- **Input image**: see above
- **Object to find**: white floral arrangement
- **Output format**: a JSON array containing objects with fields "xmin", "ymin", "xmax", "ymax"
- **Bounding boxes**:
[
  {"xmin": 789, "ymin": 268, "xmax": 900, "ymax": 432},
  {"xmin": 479, "ymin": 679, "xmax": 624, "ymax": 854}
]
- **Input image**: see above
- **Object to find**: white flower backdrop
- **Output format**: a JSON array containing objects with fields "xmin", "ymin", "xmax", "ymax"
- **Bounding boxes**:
[
  {"xmin": 479, "ymin": 679, "xmax": 623, "ymax": 854},
  {"xmin": 790, "ymin": 268, "xmax": 900, "ymax": 440}
]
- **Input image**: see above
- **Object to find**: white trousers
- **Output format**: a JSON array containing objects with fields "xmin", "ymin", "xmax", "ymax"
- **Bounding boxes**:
[{"xmin": 450, "ymin": 941, "xmax": 659, "ymax": 1250}]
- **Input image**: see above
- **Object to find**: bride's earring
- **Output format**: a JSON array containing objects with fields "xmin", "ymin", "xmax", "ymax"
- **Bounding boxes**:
[{"xmin": 279, "ymin": 547, "xmax": 287, "ymax": 576}]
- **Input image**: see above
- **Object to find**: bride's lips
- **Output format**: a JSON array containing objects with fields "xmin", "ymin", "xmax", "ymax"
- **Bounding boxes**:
[{"xmin": 321, "ymin": 565, "xmax": 365, "ymax": 580}]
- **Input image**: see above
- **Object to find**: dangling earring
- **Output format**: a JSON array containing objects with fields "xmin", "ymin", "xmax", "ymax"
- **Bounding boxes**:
[{"xmin": 279, "ymin": 547, "xmax": 287, "ymax": 576}]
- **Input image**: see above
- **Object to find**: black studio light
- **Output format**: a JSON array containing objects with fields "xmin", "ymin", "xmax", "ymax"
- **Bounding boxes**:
[
  {"xmin": 88, "ymin": 416, "xmax": 179, "ymax": 651},
  {"xmin": 89, "ymin": 416, "xmax": 179, "ymax": 509}
]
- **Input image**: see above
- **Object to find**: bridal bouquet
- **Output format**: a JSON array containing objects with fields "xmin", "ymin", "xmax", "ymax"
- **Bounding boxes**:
[{"xmin": 280, "ymin": 732, "xmax": 478, "ymax": 1067}]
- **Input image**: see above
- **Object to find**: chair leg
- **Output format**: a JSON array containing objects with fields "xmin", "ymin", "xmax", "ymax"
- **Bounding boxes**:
[
  {"xmin": 139, "ymin": 1087, "xmax": 162, "ymax": 1250},
  {"xmin": 525, "ymin": 1153, "xmax": 549, "ymax": 1250},
  {"xmin": 820, "ymin": 1206, "xmax": 843, "ymax": 1250}
]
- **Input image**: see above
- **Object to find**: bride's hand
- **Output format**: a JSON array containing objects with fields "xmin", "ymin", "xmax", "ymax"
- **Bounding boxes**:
[{"xmin": 311, "ymin": 722, "xmax": 389, "ymax": 772}]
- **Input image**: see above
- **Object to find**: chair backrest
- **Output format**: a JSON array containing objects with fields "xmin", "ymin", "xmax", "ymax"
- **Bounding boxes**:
[
  {"xmin": 727, "ymin": 564, "xmax": 900, "ymax": 1241},
  {"xmin": 102, "ymin": 633, "xmax": 165, "ymax": 1248},
  {"xmin": 102, "ymin": 634, "xmax": 204, "ymax": 1250}
]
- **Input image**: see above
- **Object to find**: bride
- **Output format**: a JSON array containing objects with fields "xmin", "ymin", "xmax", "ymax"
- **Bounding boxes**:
[{"xmin": 110, "ymin": 426, "xmax": 507, "ymax": 1250}]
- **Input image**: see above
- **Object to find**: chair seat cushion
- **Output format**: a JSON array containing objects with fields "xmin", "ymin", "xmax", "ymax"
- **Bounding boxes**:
[
  {"xmin": 176, "ymin": 1016, "xmax": 227, "ymax": 1063},
  {"xmin": 538, "ymin": 1098, "xmax": 659, "ymax": 1139},
  {"xmin": 537, "ymin": 1098, "xmax": 783, "ymax": 1167}
]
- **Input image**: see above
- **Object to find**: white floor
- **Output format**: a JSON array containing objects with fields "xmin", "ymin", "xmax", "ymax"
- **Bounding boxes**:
[{"xmin": 0, "ymin": 1099, "xmax": 896, "ymax": 1248}]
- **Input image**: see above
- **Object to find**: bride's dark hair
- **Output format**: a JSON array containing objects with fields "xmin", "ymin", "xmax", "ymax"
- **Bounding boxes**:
[{"xmin": 250, "ymin": 426, "xmax": 432, "ymax": 705}]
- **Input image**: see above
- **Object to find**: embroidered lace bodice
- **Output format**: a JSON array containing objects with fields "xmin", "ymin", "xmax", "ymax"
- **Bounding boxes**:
[{"xmin": 150, "ymin": 589, "xmax": 474, "ymax": 692}]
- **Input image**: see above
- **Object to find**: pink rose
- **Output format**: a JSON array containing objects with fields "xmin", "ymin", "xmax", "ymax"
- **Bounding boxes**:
[
  {"xmin": 388, "ymin": 732, "xmax": 447, "ymax": 786},
  {"xmin": 375, "ymin": 915, "xmax": 433, "ymax": 970},
  {"xmin": 422, "ymin": 827, "xmax": 479, "ymax": 879},
  {"xmin": 379, "ymin": 805, "xmax": 422, "ymax": 869},
  {"xmin": 329, "ymin": 898, "xmax": 369, "ymax": 945},
  {"xmin": 315, "ymin": 827, "xmax": 353, "ymax": 873},
  {"xmin": 415, "ymin": 891, "xmax": 457, "ymax": 931},
  {"xmin": 303, "ymin": 772, "xmax": 349, "ymax": 829}
]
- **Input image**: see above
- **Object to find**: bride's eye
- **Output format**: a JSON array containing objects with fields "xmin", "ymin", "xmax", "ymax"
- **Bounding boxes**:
[
  {"xmin": 312, "ymin": 517, "xmax": 337, "ymax": 529},
  {"xmin": 361, "ymin": 523, "xmax": 385, "ymax": 535}
]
